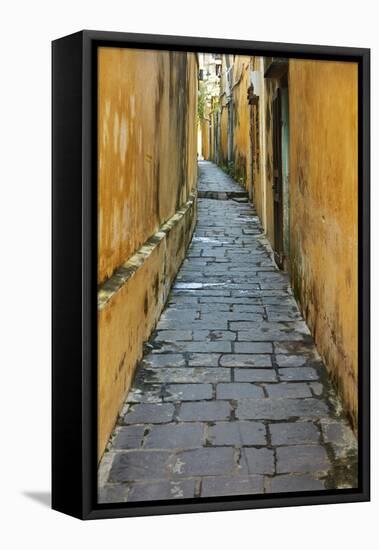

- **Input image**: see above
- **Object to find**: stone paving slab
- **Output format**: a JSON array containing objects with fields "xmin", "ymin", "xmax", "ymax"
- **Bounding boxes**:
[
  {"xmin": 216, "ymin": 382, "xmax": 264, "ymax": 399},
  {"xmin": 144, "ymin": 423, "xmax": 205, "ymax": 449},
  {"xmin": 266, "ymin": 475, "xmax": 326, "ymax": 493},
  {"xmin": 201, "ymin": 475, "xmax": 264, "ymax": 497},
  {"xmin": 164, "ymin": 384, "xmax": 213, "ymax": 401},
  {"xmin": 127, "ymin": 479, "xmax": 196, "ymax": 501},
  {"xmin": 276, "ymin": 445, "xmax": 330, "ymax": 474},
  {"xmin": 172, "ymin": 448, "xmax": 236, "ymax": 477},
  {"xmin": 178, "ymin": 401, "xmax": 232, "ymax": 422},
  {"xmin": 269, "ymin": 422, "xmax": 320, "ymax": 445},
  {"xmin": 98, "ymin": 161, "xmax": 358, "ymax": 504},
  {"xmin": 242, "ymin": 448, "xmax": 275, "ymax": 474},
  {"xmin": 207, "ymin": 421, "xmax": 266, "ymax": 446}
]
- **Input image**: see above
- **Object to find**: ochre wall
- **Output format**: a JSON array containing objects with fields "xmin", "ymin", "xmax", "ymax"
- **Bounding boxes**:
[
  {"xmin": 231, "ymin": 56, "xmax": 252, "ymax": 190},
  {"xmin": 220, "ymin": 102, "xmax": 229, "ymax": 167},
  {"xmin": 209, "ymin": 110, "xmax": 215, "ymax": 162},
  {"xmin": 98, "ymin": 48, "xmax": 198, "ymax": 284},
  {"xmin": 262, "ymin": 60, "xmax": 278, "ymax": 249},
  {"xmin": 289, "ymin": 59, "xmax": 358, "ymax": 427},
  {"xmin": 98, "ymin": 48, "xmax": 198, "ymax": 459},
  {"xmin": 200, "ymin": 119, "xmax": 210, "ymax": 160},
  {"xmin": 250, "ymin": 57, "xmax": 265, "ymax": 218}
]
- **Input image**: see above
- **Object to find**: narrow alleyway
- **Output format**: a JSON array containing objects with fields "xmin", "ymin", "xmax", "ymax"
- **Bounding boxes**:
[{"xmin": 98, "ymin": 161, "xmax": 357, "ymax": 503}]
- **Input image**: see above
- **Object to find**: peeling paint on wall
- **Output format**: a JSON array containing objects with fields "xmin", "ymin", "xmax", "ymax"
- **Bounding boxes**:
[{"xmin": 98, "ymin": 48, "xmax": 198, "ymax": 284}]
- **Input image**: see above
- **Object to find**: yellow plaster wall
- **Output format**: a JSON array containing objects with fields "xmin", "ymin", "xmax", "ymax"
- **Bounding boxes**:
[
  {"xmin": 98, "ymin": 48, "xmax": 198, "ymax": 284},
  {"xmin": 249, "ymin": 57, "xmax": 266, "ymax": 230},
  {"xmin": 200, "ymin": 119, "xmax": 210, "ymax": 160},
  {"xmin": 262, "ymin": 63, "xmax": 278, "ymax": 248},
  {"xmin": 288, "ymin": 59, "xmax": 358, "ymax": 427},
  {"xmin": 219, "ymin": 101, "xmax": 229, "ymax": 168},
  {"xmin": 232, "ymin": 56, "xmax": 252, "ymax": 190}
]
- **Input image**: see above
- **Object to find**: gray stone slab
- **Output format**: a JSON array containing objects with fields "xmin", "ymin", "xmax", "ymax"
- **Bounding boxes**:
[
  {"xmin": 171, "ymin": 448, "xmax": 235, "ymax": 477},
  {"xmin": 192, "ymin": 290, "xmax": 232, "ymax": 297},
  {"xmin": 235, "ymin": 369, "xmax": 277, "ymax": 382},
  {"xmin": 189, "ymin": 320, "xmax": 229, "ymax": 330},
  {"xmin": 264, "ymin": 383, "xmax": 312, "ymax": 399},
  {"xmin": 178, "ymin": 401, "xmax": 231, "ymax": 421},
  {"xmin": 98, "ymin": 485, "xmax": 129, "ymax": 503},
  {"xmin": 259, "ymin": 283, "xmax": 291, "ymax": 290},
  {"xmin": 127, "ymin": 479, "xmax": 196, "ymax": 502},
  {"xmin": 199, "ymin": 296, "xmax": 260, "ymax": 304},
  {"xmin": 232, "ymin": 305, "xmax": 265, "ymax": 313},
  {"xmin": 279, "ymin": 367, "xmax": 319, "ymax": 381},
  {"xmin": 167, "ymin": 298, "xmax": 199, "ymax": 306},
  {"xmin": 269, "ymin": 422, "xmax": 320, "ymax": 445},
  {"xmin": 237, "ymin": 328, "xmax": 305, "ymax": 341},
  {"xmin": 143, "ymin": 354, "xmax": 186, "ymax": 368},
  {"xmin": 276, "ymin": 445, "xmax": 330, "ymax": 474},
  {"xmin": 234, "ymin": 342, "xmax": 273, "ymax": 354},
  {"xmin": 109, "ymin": 451, "xmax": 173, "ymax": 482},
  {"xmin": 243, "ymin": 448, "xmax": 275, "ymax": 474},
  {"xmin": 138, "ymin": 367, "xmax": 231, "ymax": 384},
  {"xmin": 160, "ymin": 309, "xmax": 198, "ymax": 321},
  {"xmin": 113, "ymin": 426, "xmax": 146, "ymax": 449},
  {"xmin": 154, "ymin": 330, "xmax": 193, "ymax": 341},
  {"xmin": 267, "ymin": 311, "xmax": 302, "ymax": 322},
  {"xmin": 164, "ymin": 383, "xmax": 213, "ymax": 401},
  {"xmin": 202, "ymin": 312, "xmax": 264, "ymax": 322},
  {"xmin": 192, "ymin": 330, "xmax": 237, "ymax": 341},
  {"xmin": 197, "ymin": 304, "xmax": 231, "ymax": 313},
  {"xmin": 268, "ymin": 475, "xmax": 325, "ymax": 493},
  {"xmin": 220, "ymin": 354, "xmax": 272, "ymax": 367},
  {"xmin": 216, "ymin": 382, "xmax": 264, "ymax": 399},
  {"xmin": 144, "ymin": 423, "xmax": 204, "ymax": 449},
  {"xmin": 201, "ymin": 475, "xmax": 264, "ymax": 497},
  {"xmin": 236, "ymin": 398, "xmax": 330, "ymax": 420},
  {"xmin": 275, "ymin": 354, "xmax": 308, "ymax": 367},
  {"xmin": 188, "ymin": 353, "xmax": 221, "ymax": 367},
  {"xmin": 156, "ymin": 341, "xmax": 231, "ymax": 353},
  {"xmin": 124, "ymin": 403, "xmax": 175, "ymax": 424},
  {"xmin": 207, "ymin": 421, "xmax": 266, "ymax": 446}
]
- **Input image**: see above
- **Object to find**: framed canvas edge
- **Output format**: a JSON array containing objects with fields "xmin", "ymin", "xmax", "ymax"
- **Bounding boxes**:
[{"xmin": 52, "ymin": 30, "xmax": 370, "ymax": 521}]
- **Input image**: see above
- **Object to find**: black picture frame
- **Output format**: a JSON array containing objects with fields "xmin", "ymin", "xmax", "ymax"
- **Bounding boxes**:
[{"xmin": 52, "ymin": 30, "xmax": 370, "ymax": 520}]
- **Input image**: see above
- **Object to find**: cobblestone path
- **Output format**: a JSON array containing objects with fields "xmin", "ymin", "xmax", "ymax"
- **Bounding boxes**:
[{"xmin": 98, "ymin": 161, "xmax": 358, "ymax": 503}]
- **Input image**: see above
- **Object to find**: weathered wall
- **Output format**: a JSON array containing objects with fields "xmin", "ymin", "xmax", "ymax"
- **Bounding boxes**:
[
  {"xmin": 209, "ymin": 108, "xmax": 216, "ymax": 162},
  {"xmin": 231, "ymin": 56, "xmax": 252, "ymax": 190},
  {"xmin": 200, "ymin": 119, "xmax": 210, "ymax": 160},
  {"xmin": 98, "ymin": 48, "xmax": 198, "ymax": 284},
  {"xmin": 262, "ymin": 58, "xmax": 278, "ymax": 248},
  {"xmin": 289, "ymin": 59, "xmax": 358, "ymax": 427},
  {"xmin": 250, "ymin": 57, "xmax": 264, "ymax": 219},
  {"xmin": 218, "ymin": 63, "xmax": 229, "ymax": 168},
  {"xmin": 219, "ymin": 101, "xmax": 229, "ymax": 167},
  {"xmin": 98, "ymin": 48, "xmax": 198, "ymax": 459}
]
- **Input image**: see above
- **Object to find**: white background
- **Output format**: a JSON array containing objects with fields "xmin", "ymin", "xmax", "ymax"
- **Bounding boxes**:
[{"xmin": 0, "ymin": 0, "xmax": 376, "ymax": 548}]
